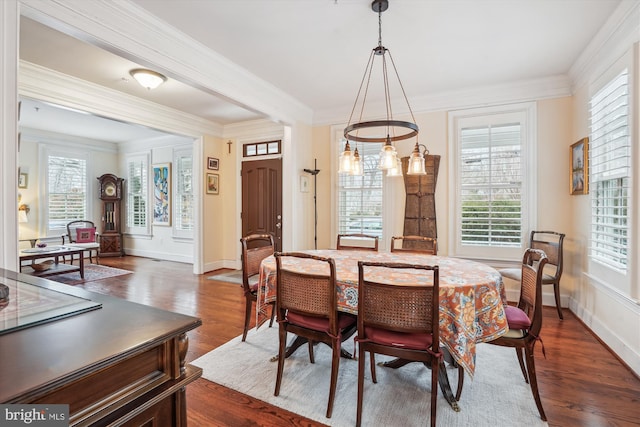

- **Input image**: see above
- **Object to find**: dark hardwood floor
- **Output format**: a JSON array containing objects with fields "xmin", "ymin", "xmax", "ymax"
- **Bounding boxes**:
[{"xmin": 74, "ymin": 256, "xmax": 639, "ymax": 427}]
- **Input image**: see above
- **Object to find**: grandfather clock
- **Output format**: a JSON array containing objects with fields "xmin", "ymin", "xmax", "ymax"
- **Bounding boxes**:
[{"xmin": 98, "ymin": 174, "xmax": 125, "ymax": 257}]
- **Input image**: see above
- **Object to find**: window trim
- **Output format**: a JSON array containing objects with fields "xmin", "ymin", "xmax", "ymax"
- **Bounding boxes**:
[
  {"xmin": 448, "ymin": 102, "xmax": 537, "ymax": 261},
  {"xmin": 587, "ymin": 49, "xmax": 636, "ymax": 298},
  {"xmin": 123, "ymin": 152, "xmax": 151, "ymax": 237},
  {"xmin": 39, "ymin": 145, "xmax": 92, "ymax": 237}
]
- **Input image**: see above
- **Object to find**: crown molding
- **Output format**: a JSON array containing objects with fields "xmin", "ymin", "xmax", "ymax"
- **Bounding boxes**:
[
  {"xmin": 20, "ymin": 61, "xmax": 223, "ymax": 138},
  {"xmin": 20, "ymin": 126, "xmax": 118, "ymax": 152},
  {"xmin": 313, "ymin": 74, "xmax": 571, "ymax": 126},
  {"xmin": 569, "ymin": 0, "xmax": 640, "ymax": 92},
  {"xmin": 223, "ymin": 119, "xmax": 284, "ymax": 141}
]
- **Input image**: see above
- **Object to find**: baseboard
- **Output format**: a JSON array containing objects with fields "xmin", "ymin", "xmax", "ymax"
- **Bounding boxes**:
[{"xmin": 123, "ymin": 248, "xmax": 193, "ymax": 264}]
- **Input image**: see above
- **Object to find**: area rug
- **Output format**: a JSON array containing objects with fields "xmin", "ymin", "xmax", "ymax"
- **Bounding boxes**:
[
  {"xmin": 192, "ymin": 326, "xmax": 548, "ymax": 427},
  {"xmin": 207, "ymin": 270, "xmax": 243, "ymax": 285},
  {"xmin": 49, "ymin": 264, "xmax": 132, "ymax": 285}
]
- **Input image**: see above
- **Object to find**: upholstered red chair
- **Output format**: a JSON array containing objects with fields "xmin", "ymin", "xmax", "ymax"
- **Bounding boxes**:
[
  {"xmin": 240, "ymin": 234, "xmax": 276, "ymax": 342},
  {"xmin": 390, "ymin": 235, "xmax": 437, "ymax": 255},
  {"xmin": 356, "ymin": 261, "xmax": 441, "ymax": 427},
  {"xmin": 274, "ymin": 252, "xmax": 357, "ymax": 419},
  {"xmin": 63, "ymin": 220, "xmax": 100, "ymax": 264},
  {"xmin": 336, "ymin": 234, "xmax": 379, "ymax": 251},
  {"xmin": 499, "ymin": 230, "xmax": 565, "ymax": 319},
  {"xmin": 491, "ymin": 248, "xmax": 549, "ymax": 421}
]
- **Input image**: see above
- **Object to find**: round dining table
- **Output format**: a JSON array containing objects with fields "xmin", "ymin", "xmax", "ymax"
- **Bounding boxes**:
[{"xmin": 257, "ymin": 249, "xmax": 509, "ymax": 410}]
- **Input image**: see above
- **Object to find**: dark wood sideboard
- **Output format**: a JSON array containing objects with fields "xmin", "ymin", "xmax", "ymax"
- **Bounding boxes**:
[{"xmin": 0, "ymin": 269, "xmax": 202, "ymax": 426}]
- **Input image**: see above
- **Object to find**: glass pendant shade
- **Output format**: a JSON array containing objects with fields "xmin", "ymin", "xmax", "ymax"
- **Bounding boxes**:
[
  {"xmin": 406, "ymin": 142, "xmax": 427, "ymax": 175},
  {"xmin": 386, "ymin": 157, "xmax": 403, "ymax": 177},
  {"xmin": 338, "ymin": 141, "xmax": 354, "ymax": 174},
  {"xmin": 351, "ymin": 147, "xmax": 364, "ymax": 176},
  {"xmin": 379, "ymin": 142, "xmax": 397, "ymax": 170}
]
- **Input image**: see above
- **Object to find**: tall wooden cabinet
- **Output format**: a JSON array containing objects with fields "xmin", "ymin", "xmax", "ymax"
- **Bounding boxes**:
[{"xmin": 97, "ymin": 174, "xmax": 125, "ymax": 257}]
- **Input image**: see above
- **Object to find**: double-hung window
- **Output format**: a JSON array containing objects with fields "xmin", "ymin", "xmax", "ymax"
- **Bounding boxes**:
[
  {"xmin": 173, "ymin": 148, "xmax": 194, "ymax": 239},
  {"xmin": 125, "ymin": 154, "xmax": 150, "ymax": 235},
  {"xmin": 588, "ymin": 65, "xmax": 632, "ymax": 295},
  {"xmin": 449, "ymin": 102, "xmax": 536, "ymax": 260},
  {"xmin": 45, "ymin": 149, "xmax": 89, "ymax": 236},
  {"xmin": 337, "ymin": 141, "xmax": 384, "ymax": 239}
]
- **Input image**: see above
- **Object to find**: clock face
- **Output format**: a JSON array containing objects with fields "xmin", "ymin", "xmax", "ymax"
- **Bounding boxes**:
[{"xmin": 105, "ymin": 183, "xmax": 116, "ymax": 197}]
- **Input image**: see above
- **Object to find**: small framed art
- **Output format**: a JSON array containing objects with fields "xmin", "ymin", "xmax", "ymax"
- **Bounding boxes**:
[
  {"xmin": 18, "ymin": 172, "xmax": 28, "ymax": 189},
  {"xmin": 208, "ymin": 157, "xmax": 219, "ymax": 170},
  {"xmin": 206, "ymin": 173, "xmax": 219, "ymax": 195},
  {"xmin": 570, "ymin": 137, "xmax": 588, "ymax": 195},
  {"xmin": 152, "ymin": 163, "xmax": 171, "ymax": 225}
]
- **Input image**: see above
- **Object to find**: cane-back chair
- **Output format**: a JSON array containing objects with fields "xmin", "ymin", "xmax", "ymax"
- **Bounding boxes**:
[
  {"xmin": 356, "ymin": 261, "xmax": 442, "ymax": 427},
  {"xmin": 274, "ymin": 252, "xmax": 357, "ymax": 418},
  {"xmin": 240, "ymin": 234, "xmax": 276, "ymax": 342}
]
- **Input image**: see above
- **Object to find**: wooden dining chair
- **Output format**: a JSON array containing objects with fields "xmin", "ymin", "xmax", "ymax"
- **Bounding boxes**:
[
  {"xmin": 458, "ymin": 248, "xmax": 548, "ymax": 421},
  {"xmin": 240, "ymin": 234, "xmax": 276, "ymax": 342},
  {"xmin": 356, "ymin": 261, "xmax": 441, "ymax": 427},
  {"xmin": 274, "ymin": 252, "xmax": 357, "ymax": 419},
  {"xmin": 499, "ymin": 230, "xmax": 565, "ymax": 319},
  {"xmin": 336, "ymin": 234, "xmax": 379, "ymax": 251},
  {"xmin": 490, "ymin": 248, "xmax": 549, "ymax": 421},
  {"xmin": 390, "ymin": 235, "xmax": 437, "ymax": 254}
]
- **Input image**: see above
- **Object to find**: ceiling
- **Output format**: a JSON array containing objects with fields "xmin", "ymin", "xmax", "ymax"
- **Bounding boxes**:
[{"xmin": 18, "ymin": 0, "xmax": 623, "ymax": 142}]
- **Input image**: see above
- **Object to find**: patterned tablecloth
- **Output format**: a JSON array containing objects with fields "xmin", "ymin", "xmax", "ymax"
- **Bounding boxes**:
[{"xmin": 258, "ymin": 249, "xmax": 508, "ymax": 377}]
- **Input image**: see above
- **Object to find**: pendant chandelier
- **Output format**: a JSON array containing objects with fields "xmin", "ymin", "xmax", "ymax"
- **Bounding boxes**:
[{"xmin": 339, "ymin": 0, "xmax": 427, "ymax": 176}]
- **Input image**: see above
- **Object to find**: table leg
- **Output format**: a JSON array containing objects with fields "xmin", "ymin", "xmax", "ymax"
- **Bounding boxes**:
[
  {"xmin": 79, "ymin": 253, "xmax": 85, "ymax": 279},
  {"xmin": 270, "ymin": 326, "xmax": 356, "ymax": 362},
  {"xmin": 378, "ymin": 352, "xmax": 461, "ymax": 412}
]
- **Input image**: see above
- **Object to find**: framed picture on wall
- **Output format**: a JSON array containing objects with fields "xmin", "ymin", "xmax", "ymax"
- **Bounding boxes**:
[
  {"xmin": 206, "ymin": 173, "xmax": 219, "ymax": 195},
  {"xmin": 570, "ymin": 137, "xmax": 588, "ymax": 195},
  {"xmin": 207, "ymin": 157, "xmax": 219, "ymax": 170},
  {"xmin": 152, "ymin": 163, "xmax": 171, "ymax": 225},
  {"xmin": 18, "ymin": 172, "xmax": 28, "ymax": 189}
]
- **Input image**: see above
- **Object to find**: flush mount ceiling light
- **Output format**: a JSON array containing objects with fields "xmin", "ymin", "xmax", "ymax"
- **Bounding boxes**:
[
  {"xmin": 129, "ymin": 68, "xmax": 167, "ymax": 90},
  {"xmin": 340, "ymin": 0, "xmax": 422, "ymax": 176}
]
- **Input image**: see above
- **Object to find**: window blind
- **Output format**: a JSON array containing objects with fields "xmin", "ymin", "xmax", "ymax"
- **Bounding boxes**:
[
  {"xmin": 589, "ymin": 69, "xmax": 630, "ymax": 270},
  {"xmin": 48, "ymin": 155, "xmax": 87, "ymax": 230},
  {"xmin": 459, "ymin": 124, "xmax": 522, "ymax": 247},
  {"xmin": 127, "ymin": 158, "xmax": 148, "ymax": 228},
  {"xmin": 337, "ymin": 142, "xmax": 383, "ymax": 238}
]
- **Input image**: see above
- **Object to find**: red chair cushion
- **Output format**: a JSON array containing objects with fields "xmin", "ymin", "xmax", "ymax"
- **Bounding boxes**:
[
  {"xmin": 287, "ymin": 311, "xmax": 355, "ymax": 332},
  {"xmin": 76, "ymin": 227, "xmax": 96, "ymax": 243},
  {"xmin": 505, "ymin": 305, "xmax": 531, "ymax": 330},
  {"xmin": 364, "ymin": 326, "xmax": 433, "ymax": 350}
]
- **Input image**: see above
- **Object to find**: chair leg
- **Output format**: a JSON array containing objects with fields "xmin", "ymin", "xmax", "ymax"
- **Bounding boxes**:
[
  {"xmin": 515, "ymin": 347, "xmax": 529, "ymax": 383},
  {"xmin": 455, "ymin": 365, "xmax": 464, "ymax": 401},
  {"xmin": 269, "ymin": 302, "xmax": 276, "ymax": 327},
  {"xmin": 94, "ymin": 250, "xmax": 99, "ymax": 265},
  {"xmin": 553, "ymin": 282, "xmax": 563, "ymax": 319},
  {"xmin": 356, "ymin": 345, "xmax": 366, "ymax": 427},
  {"xmin": 274, "ymin": 326, "xmax": 287, "ymax": 397},
  {"xmin": 242, "ymin": 297, "xmax": 253, "ymax": 342},
  {"xmin": 430, "ymin": 356, "xmax": 439, "ymax": 427},
  {"xmin": 325, "ymin": 340, "xmax": 340, "ymax": 418},
  {"xmin": 308, "ymin": 341, "xmax": 315, "ymax": 364},
  {"xmin": 524, "ymin": 344, "xmax": 547, "ymax": 421},
  {"xmin": 369, "ymin": 352, "xmax": 377, "ymax": 383}
]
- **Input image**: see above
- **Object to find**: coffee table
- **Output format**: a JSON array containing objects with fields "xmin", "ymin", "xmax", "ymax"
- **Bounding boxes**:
[{"xmin": 19, "ymin": 246, "xmax": 85, "ymax": 279}]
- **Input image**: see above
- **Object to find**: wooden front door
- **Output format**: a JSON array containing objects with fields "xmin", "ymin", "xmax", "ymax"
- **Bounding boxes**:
[{"xmin": 241, "ymin": 158, "xmax": 283, "ymax": 251}]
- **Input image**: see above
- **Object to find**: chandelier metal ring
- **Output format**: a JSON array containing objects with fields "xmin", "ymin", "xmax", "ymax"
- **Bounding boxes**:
[{"xmin": 344, "ymin": 120, "xmax": 419, "ymax": 143}]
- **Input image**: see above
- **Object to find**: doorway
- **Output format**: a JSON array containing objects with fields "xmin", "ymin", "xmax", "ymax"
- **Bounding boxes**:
[{"xmin": 241, "ymin": 158, "xmax": 283, "ymax": 251}]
